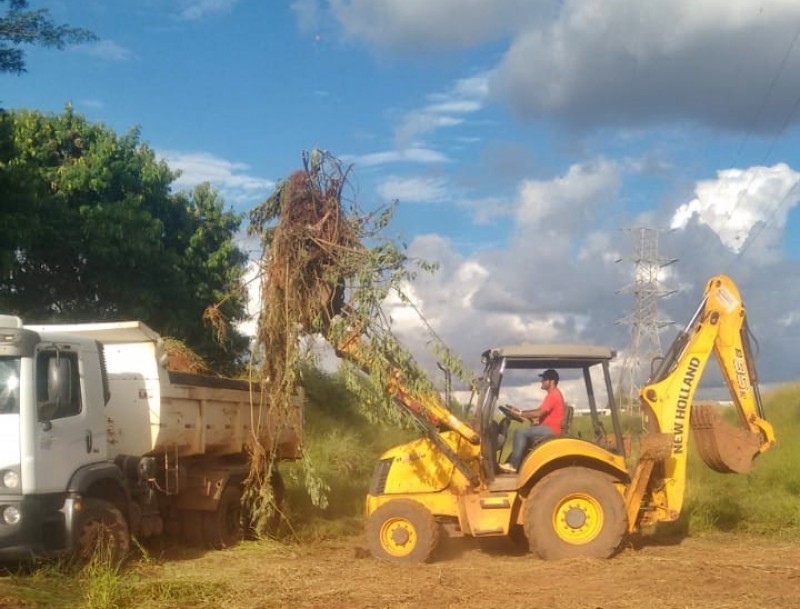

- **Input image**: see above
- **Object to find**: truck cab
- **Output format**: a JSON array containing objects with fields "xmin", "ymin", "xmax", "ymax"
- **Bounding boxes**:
[{"xmin": 0, "ymin": 315, "xmax": 109, "ymax": 558}]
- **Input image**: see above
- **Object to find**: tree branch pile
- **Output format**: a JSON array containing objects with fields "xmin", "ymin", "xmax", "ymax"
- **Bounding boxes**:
[{"xmin": 245, "ymin": 150, "xmax": 469, "ymax": 531}]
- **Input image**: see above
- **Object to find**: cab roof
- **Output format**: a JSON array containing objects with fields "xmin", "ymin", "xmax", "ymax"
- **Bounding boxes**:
[
  {"xmin": 23, "ymin": 321, "xmax": 160, "ymax": 345},
  {"xmin": 485, "ymin": 343, "xmax": 616, "ymax": 369}
]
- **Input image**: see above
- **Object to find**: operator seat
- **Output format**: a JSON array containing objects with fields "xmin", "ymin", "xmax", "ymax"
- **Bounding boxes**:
[{"xmin": 561, "ymin": 405, "xmax": 574, "ymax": 436}]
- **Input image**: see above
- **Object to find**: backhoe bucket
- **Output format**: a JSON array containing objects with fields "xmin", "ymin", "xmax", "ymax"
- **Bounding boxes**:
[{"xmin": 690, "ymin": 403, "xmax": 762, "ymax": 474}]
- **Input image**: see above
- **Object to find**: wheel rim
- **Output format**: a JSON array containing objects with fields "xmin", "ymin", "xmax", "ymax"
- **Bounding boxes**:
[
  {"xmin": 551, "ymin": 492, "xmax": 604, "ymax": 545},
  {"xmin": 379, "ymin": 516, "xmax": 418, "ymax": 557}
]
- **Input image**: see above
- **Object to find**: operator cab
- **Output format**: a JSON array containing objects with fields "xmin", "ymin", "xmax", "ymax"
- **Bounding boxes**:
[{"xmin": 474, "ymin": 343, "xmax": 626, "ymax": 483}]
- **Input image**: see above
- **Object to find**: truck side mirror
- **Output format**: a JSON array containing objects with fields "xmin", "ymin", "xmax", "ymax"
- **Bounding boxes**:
[{"xmin": 39, "ymin": 354, "xmax": 73, "ymax": 424}]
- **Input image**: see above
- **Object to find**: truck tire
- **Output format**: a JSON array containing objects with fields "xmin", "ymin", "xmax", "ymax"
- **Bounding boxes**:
[
  {"xmin": 242, "ymin": 470, "xmax": 285, "ymax": 539},
  {"xmin": 180, "ymin": 510, "xmax": 206, "ymax": 547},
  {"xmin": 524, "ymin": 467, "xmax": 627, "ymax": 560},
  {"xmin": 73, "ymin": 498, "xmax": 130, "ymax": 565},
  {"xmin": 203, "ymin": 486, "xmax": 244, "ymax": 549},
  {"xmin": 367, "ymin": 499, "xmax": 440, "ymax": 563},
  {"xmin": 265, "ymin": 469, "xmax": 285, "ymax": 536}
]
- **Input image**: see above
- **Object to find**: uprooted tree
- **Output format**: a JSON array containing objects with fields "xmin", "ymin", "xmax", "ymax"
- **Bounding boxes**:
[{"xmin": 242, "ymin": 150, "xmax": 470, "ymax": 530}]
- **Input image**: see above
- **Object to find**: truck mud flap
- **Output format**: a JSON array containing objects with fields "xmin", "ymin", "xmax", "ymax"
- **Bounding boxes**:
[{"xmin": 690, "ymin": 403, "xmax": 762, "ymax": 474}]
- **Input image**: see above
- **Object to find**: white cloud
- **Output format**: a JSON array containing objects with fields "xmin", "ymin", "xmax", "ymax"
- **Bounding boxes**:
[
  {"xmin": 159, "ymin": 150, "xmax": 274, "ymax": 207},
  {"xmin": 377, "ymin": 175, "xmax": 448, "ymax": 203},
  {"xmin": 350, "ymin": 147, "xmax": 449, "ymax": 167},
  {"xmin": 458, "ymin": 196, "xmax": 513, "ymax": 225},
  {"xmin": 396, "ymin": 73, "xmax": 490, "ymax": 146},
  {"xmin": 389, "ymin": 161, "xmax": 626, "ymax": 361},
  {"xmin": 78, "ymin": 40, "xmax": 136, "ymax": 62},
  {"xmin": 491, "ymin": 0, "xmax": 800, "ymax": 131},
  {"xmin": 236, "ymin": 260, "xmax": 263, "ymax": 338},
  {"xmin": 515, "ymin": 159, "xmax": 621, "ymax": 233},
  {"xmin": 319, "ymin": 0, "xmax": 800, "ymax": 132},
  {"xmin": 292, "ymin": 0, "xmax": 322, "ymax": 33},
  {"xmin": 670, "ymin": 163, "xmax": 800, "ymax": 262},
  {"xmin": 327, "ymin": 0, "xmax": 543, "ymax": 52},
  {"xmin": 178, "ymin": 0, "xmax": 239, "ymax": 20},
  {"xmin": 77, "ymin": 99, "xmax": 105, "ymax": 110}
]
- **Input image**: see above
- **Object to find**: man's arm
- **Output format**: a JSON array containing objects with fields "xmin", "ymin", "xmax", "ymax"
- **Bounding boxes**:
[
  {"xmin": 511, "ymin": 393, "xmax": 555, "ymax": 422},
  {"xmin": 510, "ymin": 405, "xmax": 543, "ymax": 422}
]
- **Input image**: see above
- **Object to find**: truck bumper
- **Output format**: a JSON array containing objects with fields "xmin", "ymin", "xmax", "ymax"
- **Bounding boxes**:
[{"xmin": 0, "ymin": 493, "xmax": 77, "ymax": 561}]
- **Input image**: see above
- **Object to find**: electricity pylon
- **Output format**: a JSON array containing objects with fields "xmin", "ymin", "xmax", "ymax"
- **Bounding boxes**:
[{"xmin": 616, "ymin": 228, "xmax": 676, "ymax": 412}]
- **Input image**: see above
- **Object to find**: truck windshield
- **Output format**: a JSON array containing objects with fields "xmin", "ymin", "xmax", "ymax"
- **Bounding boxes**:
[{"xmin": 0, "ymin": 357, "xmax": 21, "ymax": 414}]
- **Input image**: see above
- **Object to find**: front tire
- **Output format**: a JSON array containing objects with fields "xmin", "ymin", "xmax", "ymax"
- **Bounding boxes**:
[
  {"xmin": 73, "ymin": 498, "xmax": 130, "ymax": 565},
  {"xmin": 367, "ymin": 499, "xmax": 440, "ymax": 563},
  {"xmin": 524, "ymin": 467, "xmax": 627, "ymax": 560}
]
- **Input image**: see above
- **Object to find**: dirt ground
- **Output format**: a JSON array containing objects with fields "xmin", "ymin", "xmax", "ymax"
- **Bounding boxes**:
[{"xmin": 142, "ymin": 532, "xmax": 800, "ymax": 609}]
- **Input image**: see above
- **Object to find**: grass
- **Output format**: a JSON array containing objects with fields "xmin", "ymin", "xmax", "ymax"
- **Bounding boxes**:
[
  {"xmin": 673, "ymin": 382, "xmax": 800, "ymax": 538},
  {"xmin": 278, "ymin": 366, "xmax": 417, "ymax": 540},
  {"xmin": 0, "ymin": 545, "xmax": 232, "ymax": 609},
  {"xmin": 1, "ymin": 374, "xmax": 796, "ymax": 607}
]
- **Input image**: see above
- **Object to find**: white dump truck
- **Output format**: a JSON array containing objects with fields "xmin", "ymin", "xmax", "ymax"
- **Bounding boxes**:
[{"xmin": 0, "ymin": 315, "xmax": 303, "ymax": 560}]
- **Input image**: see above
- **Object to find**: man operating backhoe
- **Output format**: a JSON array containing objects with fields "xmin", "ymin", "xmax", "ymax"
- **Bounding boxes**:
[{"xmin": 499, "ymin": 368, "xmax": 566, "ymax": 473}]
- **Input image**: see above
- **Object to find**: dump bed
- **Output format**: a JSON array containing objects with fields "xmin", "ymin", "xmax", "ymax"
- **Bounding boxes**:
[{"xmin": 26, "ymin": 321, "xmax": 303, "ymax": 460}]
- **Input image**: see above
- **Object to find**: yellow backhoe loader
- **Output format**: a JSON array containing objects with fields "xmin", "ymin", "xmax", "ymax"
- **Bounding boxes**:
[{"xmin": 334, "ymin": 275, "xmax": 775, "ymax": 562}]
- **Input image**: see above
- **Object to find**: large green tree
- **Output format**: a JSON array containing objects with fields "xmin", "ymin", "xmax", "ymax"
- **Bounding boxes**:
[
  {"xmin": 1, "ymin": 0, "xmax": 96, "ymax": 74},
  {"xmin": 0, "ymin": 107, "xmax": 249, "ymax": 373}
]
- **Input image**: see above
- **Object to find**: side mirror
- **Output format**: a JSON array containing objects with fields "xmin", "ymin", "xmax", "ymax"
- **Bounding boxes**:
[{"xmin": 39, "ymin": 355, "xmax": 72, "ymax": 423}]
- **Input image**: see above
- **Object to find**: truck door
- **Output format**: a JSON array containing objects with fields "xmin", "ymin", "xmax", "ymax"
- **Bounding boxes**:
[{"xmin": 32, "ymin": 345, "xmax": 105, "ymax": 493}]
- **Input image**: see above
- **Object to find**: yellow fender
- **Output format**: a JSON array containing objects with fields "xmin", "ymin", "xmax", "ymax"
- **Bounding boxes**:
[{"xmin": 517, "ymin": 438, "xmax": 629, "ymax": 487}]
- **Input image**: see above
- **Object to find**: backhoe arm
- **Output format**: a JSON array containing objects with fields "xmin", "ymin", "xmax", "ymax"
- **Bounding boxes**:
[
  {"xmin": 335, "ymin": 328, "xmax": 480, "ymax": 445},
  {"xmin": 634, "ymin": 275, "xmax": 776, "ymax": 521}
]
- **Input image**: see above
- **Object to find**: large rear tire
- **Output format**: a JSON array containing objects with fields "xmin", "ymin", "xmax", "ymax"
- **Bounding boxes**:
[
  {"xmin": 367, "ymin": 499, "xmax": 440, "ymax": 563},
  {"xmin": 524, "ymin": 467, "xmax": 627, "ymax": 560},
  {"xmin": 242, "ymin": 469, "xmax": 285, "ymax": 539},
  {"xmin": 203, "ymin": 486, "xmax": 244, "ymax": 549},
  {"xmin": 73, "ymin": 498, "xmax": 130, "ymax": 565},
  {"xmin": 265, "ymin": 469, "xmax": 285, "ymax": 536},
  {"xmin": 180, "ymin": 510, "xmax": 206, "ymax": 547}
]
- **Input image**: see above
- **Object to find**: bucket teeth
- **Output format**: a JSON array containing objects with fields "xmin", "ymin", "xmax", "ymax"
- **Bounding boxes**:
[{"xmin": 690, "ymin": 403, "xmax": 761, "ymax": 474}]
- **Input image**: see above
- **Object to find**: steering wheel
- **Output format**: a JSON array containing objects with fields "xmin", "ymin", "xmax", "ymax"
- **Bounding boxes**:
[{"xmin": 498, "ymin": 404, "xmax": 524, "ymax": 423}]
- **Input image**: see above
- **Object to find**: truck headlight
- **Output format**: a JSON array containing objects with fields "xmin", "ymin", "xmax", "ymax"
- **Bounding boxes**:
[
  {"xmin": 1, "ymin": 505, "xmax": 20, "ymax": 525},
  {"xmin": 2, "ymin": 470, "xmax": 19, "ymax": 489}
]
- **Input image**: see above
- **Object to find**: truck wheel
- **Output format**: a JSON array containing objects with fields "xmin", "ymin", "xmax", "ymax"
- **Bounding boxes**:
[
  {"xmin": 203, "ymin": 486, "xmax": 244, "ymax": 549},
  {"xmin": 74, "ymin": 498, "xmax": 130, "ymax": 565},
  {"xmin": 181, "ymin": 510, "xmax": 206, "ymax": 547},
  {"xmin": 524, "ymin": 467, "xmax": 627, "ymax": 560},
  {"xmin": 242, "ymin": 470, "xmax": 285, "ymax": 539},
  {"xmin": 367, "ymin": 499, "xmax": 440, "ymax": 563},
  {"xmin": 264, "ymin": 469, "xmax": 285, "ymax": 536}
]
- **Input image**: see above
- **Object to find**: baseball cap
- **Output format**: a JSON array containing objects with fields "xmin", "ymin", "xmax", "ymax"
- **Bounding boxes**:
[{"xmin": 539, "ymin": 369, "xmax": 559, "ymax": 382}]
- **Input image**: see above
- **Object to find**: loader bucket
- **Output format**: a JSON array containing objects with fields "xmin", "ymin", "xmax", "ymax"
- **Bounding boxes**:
[{"xmin": 690, "ymin": 403, "xmax": 762, "ymax": 474}]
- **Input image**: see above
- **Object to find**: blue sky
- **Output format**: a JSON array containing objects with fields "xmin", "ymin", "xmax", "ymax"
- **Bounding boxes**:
[{"xmin": 4, "ymin": 1, "xmax": 800, "ymax": 399}]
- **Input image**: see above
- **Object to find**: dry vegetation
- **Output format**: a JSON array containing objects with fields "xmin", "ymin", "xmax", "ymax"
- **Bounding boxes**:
[
  {"xmin": 242, "ymin": 150, "xmax": 465, "ymax": 528},
  {"xmin": 3, "ymin": 533, "xmax": 798, "ymax": 609}
]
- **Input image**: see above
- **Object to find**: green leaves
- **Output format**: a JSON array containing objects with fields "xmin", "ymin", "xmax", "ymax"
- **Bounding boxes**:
[
  {"xmin": 0, "ymin": 107, "xmax": 248, "ymax": 374},
  {"xmin": 0, "ymin": 0, "xmax": 97, "ymax": 74}
]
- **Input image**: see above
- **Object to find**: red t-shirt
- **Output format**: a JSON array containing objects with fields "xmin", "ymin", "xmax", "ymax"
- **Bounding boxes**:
[{"xmin": 537, "ymin": 389, "xmax": 565, "ymax": 435}]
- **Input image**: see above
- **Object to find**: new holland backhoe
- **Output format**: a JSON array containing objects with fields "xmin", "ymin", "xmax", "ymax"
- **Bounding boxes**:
[{"xmin": 335, "ymin": 274, "xmax": 775, "ymax": 562}]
